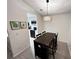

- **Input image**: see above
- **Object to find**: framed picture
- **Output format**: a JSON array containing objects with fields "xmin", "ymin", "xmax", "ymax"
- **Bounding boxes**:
[
  {"xmin": 31, "ymin": 21, "xmax": 36, "ymax": 24},
  {"xmin": 28, "ymin": 26, "xmax": 31, "ymax": 29},
  {"xmin": 33, "ymin": 27, "xmax": 37, "ymax": 30},
  {"xmin": 10, "ymin": 21, "xmax": 20, "ymax": 30},
  {"xmin": 20, "ymin": 22, "xmax": 27, "ymax": 29}
]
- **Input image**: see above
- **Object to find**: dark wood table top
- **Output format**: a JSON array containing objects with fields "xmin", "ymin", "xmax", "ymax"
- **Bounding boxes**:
[{"xmin": 34, "ymin": 32, "xmax": 56, "ymax": 47}]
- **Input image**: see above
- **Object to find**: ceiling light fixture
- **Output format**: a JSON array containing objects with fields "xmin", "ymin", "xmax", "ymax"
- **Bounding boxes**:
[
  {"xmin": 46, "ymin": 0, "xmax": 49, "ymax": 15},
  {"xmin": 43, "ymin": 0, "xmax": 51, "ymax": 21}
]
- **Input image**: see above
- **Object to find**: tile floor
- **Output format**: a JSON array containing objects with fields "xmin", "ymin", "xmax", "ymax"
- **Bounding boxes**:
[{"xmin": 7, "ymin": 41, "xmax": 71, "ymax": 59}]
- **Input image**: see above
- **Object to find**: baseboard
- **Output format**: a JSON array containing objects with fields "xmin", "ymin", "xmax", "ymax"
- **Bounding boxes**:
[
  {"xmin": 67, "ymin": 44, "xmax": 71, "ymax": 56},
  {"xmin": 13, "ymin": 46, "xmax": 30, "ymax": 58}
]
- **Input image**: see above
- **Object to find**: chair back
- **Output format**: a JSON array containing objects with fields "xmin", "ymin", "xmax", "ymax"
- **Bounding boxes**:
[
  {"xmin": 53, "ymin": 33, "xmax": 58, "ymax": 50},
  {"xmin": 42, "ymin": 31, "xmax": 46, "ymax": 34},
  {"xmin": 36, "ymin": 33, "xmax": 41, "ymax": 38},
  {"xmin": 49, "ymin": 33, "xmax": 58, "ymax": 50}
]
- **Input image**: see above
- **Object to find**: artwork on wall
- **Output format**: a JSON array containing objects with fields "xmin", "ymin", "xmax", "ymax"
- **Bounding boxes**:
[
  {"xmin": 28, "ymin": 22, "xmax": 29, "ymax": 27},
  {"xmin": 10, "ymin": 21, "xmax": 20, "ymax": 30},
  {"xmin": 20, "ymin": 22, "xmax": 27, "ymax": 29},
  {"xmin": 31, "ymin": 21, "xmax": 36, "ymax": 24},
  {"xmin": 10, "ymin": 21, "xmax": 27, "ymax": 30},
  {"xmin": 33, "ymin": 27, "xmax": 37, "ymax": 30},
  {"xmin": 28, "ymin": 26, "xmax": 31, "ymax": 29}
]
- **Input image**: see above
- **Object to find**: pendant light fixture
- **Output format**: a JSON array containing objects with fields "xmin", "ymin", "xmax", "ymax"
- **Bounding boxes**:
[
  {"xmin": 46, "ymin": 0, "xmax": 49, "ymax": 3},
  {"xmin": 46, "ymin": 0, "xmax": 49, "ymax": 15},
  {"xmin": 43, "ymin": 0, "xmax": 51, "ymax": 21}
]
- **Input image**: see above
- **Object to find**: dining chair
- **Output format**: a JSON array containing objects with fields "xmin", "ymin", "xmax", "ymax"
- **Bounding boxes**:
[
  {"xmin": 36, "ymin": 33, "xmax": 41, "ymax": 38},
  {"xmin": 42, "ymin": 31, "xmax": 46, "ymax": 35},
  {"xmin": 48, "ymin": 33, "xmax": 58, "ymax": 59}
]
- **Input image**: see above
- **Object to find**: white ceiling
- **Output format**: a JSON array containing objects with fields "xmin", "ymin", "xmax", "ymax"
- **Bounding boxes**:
[{"xmin": 22, "ymin": 0, "xmax": 71, "ymax": 16}]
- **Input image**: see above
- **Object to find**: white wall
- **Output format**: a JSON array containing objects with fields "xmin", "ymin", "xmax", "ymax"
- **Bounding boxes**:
[
  {"xmin": 43, "ymin": 13, "xmax": 71, "ymax": 53},
  {"xmin": 37, "ymin": 15, "xmax": 44, "ymax": 33},
  {"xmin": 7, "ymin": 0, "xmax": 43, "ymax": 57}
]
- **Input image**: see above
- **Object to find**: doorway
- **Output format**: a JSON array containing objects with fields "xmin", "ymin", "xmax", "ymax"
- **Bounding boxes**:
[{"xmin": 27, "ymin": 13, "xmax": 38, "ymax": 59}]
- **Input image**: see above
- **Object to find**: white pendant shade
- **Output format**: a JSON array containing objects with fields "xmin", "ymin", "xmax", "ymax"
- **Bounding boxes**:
[{"xmin": 43, "ymin": 16, "xmax": 51, "ymax": 21}]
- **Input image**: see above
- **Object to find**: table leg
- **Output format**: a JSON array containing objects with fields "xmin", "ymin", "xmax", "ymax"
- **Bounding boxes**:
[{"xmin": 53, "ymin": 53, "xmax": 55, "ymax": 59}]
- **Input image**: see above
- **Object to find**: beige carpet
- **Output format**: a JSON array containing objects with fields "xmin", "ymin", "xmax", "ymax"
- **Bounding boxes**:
[{"xmin": 7, "ymin": 41, "xmax": 71, "ymax": 59}]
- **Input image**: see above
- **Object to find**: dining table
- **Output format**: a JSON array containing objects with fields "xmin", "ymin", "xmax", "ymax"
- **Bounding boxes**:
[{"xmin": 34, "ymin": 32, "xmax": 57, "ymax": 59}]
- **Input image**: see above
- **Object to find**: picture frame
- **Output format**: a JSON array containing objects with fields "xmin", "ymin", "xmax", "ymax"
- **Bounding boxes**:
[
  {"xmin": 33, "ymin": 27, "xmax": 37, "ymax": 30},
  {"xmin": 31, "ymin": 21, "xmax": 36, "ymax": 24},
  {"xmin": 10, "ymin": 21, "xmax": 20, "ymax": 30},
  {"xmin": 28, "ymin": 26, "xmax": 31, "ymax": 29},
  {"xmin": 20, "ymin": 22, "xmax": 27, "ymax": 29}
]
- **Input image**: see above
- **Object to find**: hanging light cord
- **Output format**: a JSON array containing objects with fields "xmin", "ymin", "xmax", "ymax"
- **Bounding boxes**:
[
  {"xmin": 46, "ymin": 0, "xmax": 49, "ymax": 15},
  {"xmin": 47, "ymin": 3, "xmax": 48, "ymax": 15}
]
